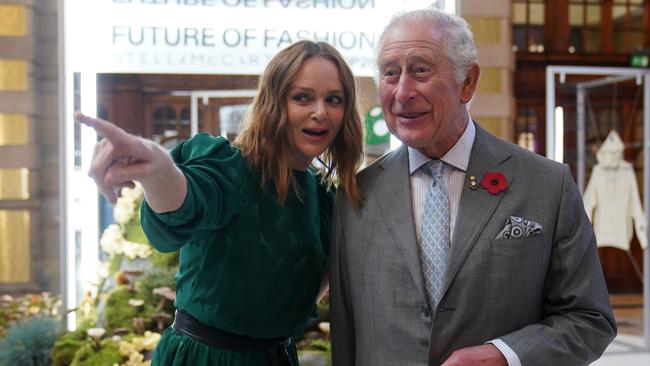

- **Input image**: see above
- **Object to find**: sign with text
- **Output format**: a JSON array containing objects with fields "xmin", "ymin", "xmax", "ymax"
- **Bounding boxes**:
[{"xmin": 66, "ymin": 0, "xmax": 437, "ymax": 76}]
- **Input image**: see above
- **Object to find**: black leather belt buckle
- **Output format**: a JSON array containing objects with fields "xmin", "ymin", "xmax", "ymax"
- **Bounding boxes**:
[{"xmin": 267, "ymin": 338, "xmax": 292, "ymax": 366}]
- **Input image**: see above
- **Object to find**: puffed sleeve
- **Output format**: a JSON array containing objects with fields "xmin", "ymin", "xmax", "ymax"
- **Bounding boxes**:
[{"xmin": 141, "ymin": 133, "xmax": 250, "ymax": 252}]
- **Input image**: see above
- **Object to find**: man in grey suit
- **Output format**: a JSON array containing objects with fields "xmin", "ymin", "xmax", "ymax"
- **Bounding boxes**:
[{"xmin": 330, "ymin": 8, "xmax": 616, "ymax": 366}]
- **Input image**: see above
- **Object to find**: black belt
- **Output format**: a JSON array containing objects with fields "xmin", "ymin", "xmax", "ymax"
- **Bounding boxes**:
[{"xmin": 171, "ymin": 309, "xmax": 293, "ymax": 366}]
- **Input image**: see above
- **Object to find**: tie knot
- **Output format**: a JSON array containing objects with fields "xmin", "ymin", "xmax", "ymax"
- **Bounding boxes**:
[{"xmin": 424, "ymin": 160, "xmax": 444, "ymax": 179}]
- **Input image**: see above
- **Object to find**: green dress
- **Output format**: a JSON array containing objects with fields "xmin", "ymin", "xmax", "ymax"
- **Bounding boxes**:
[{"xmin": 141, "ymin": 134, "xmax": 333, "ymax": 366}]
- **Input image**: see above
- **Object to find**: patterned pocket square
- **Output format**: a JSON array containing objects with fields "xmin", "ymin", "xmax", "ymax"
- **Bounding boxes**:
[{"xmin": 495, "ymin": 216, "xmax": 542, "ymax": 240}]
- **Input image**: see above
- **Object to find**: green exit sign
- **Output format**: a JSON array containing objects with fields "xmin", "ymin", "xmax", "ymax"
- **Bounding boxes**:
[{"xmin": 631, "ymin": 54, "xmax": 649, "ymax": 68}]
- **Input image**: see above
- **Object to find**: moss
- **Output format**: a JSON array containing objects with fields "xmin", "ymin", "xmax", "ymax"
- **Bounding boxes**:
[
  {"xmin": 150, "ymin": 250, "xmax": 179, "ymax": 269},
  {"xmin": 70, "ymin": 339, "xmax": 123, "ymax": 366},
  {"xmin": 138, "ymin": 269, "xmax": 176, "ymax": 313},
  {"xmin": 75, "ymin": 318, "xmax": 96, "ymax": 335},
  {"xmin": 51, "ymin": 338, "xmax": 87, "ymax": 366},
  {"xmin": 50, "ymin": 327, "xmax": 90, "ymax": 366},
  {"xmin": 103, "ymin": 285, "xmax": 155, "ymax": 332}
]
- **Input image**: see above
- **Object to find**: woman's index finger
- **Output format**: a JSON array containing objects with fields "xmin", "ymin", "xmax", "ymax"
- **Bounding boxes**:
[{"xmin": 74, "ymin": 111, "xmax": 130, "ymax": 145}]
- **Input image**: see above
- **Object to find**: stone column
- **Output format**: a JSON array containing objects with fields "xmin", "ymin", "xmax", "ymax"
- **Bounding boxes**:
[
  {"xmin": 461, "ymin": 0, "xmax": 515, "ymax": 141},
  {"xmin": 0, "ymin": 0, "xmax": 60, "ymax": 292},
  {"xmin": 36, "ymin": 0, "xmax": 62, "ymax": 293}
]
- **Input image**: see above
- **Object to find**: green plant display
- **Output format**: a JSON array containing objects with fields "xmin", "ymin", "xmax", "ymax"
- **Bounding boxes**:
[
  {"xmin": 51, "ymin": 339, "xmax": 86, "ymax": 366},
  {"xmin": 0, "ymin": 316, "xmax": 61, "ymax": 366},
  {"xmin": 69, "ymin": 339, "xmax": 122, "ymax": 366},
  {"xmin": 50, "ymin": 327, "xmax": 91, "ymax": 366},
  {"xmin": 138, "ymin": 269, "xmax": 176, "ymax": 313},
  {"xmin": 1, "ymin": 180, "xmax": 334, "ymax": 365},
  {"xmin": 0, "ymin": 293, "xmax": 61, "ymax": 338},
  {"xmin": 103, "ymin": 286, "xmax": 154, "ymax": 332}
]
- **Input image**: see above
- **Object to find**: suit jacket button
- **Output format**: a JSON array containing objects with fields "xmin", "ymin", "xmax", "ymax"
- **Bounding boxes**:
[{"xmin": 420, "ymin": 304, "xmax": 430, "ymax": 318}]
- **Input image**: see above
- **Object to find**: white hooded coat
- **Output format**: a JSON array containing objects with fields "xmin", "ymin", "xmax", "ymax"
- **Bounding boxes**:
[{"xmin": 583, "ymin": 130, "xmax": 647, "ymax": 251}]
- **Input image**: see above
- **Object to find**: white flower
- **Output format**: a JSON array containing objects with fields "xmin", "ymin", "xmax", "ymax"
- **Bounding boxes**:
[
  {"xmin": 87, "ymin": 261, "xmax": 110, "ymax": 288},
  {"xmin": 117, "ymin": 331, "xmax": 160, "ymax": 366},
  {"xmin": 100, "ymin": 225, "xmax": 125, "ymax": 256},
  {"xmin": 119, "ymin": 340, "xmax": 137, "ymax": 355},
  {"xmin": 141, "ymin": 331, "xmax": 161, "ymax": 350},
  {"xmin": 125, "ymin": 182, "xmax": 144, "ymax": 200},
  {"xmin": 100, "ymin": 224, "xmax": 151, "ymax": 259},
  {"xmin": 113, "ymin": 201, "xmax": 135, "ymax": 225},
  {"xmin": 113, "ymin": 183, "xmax": 144, "ymax": 225},
  {"xmin": 124, "ymin": 352, "xmax": 145, "ymax": 366},
  {"xmin": 122, "ymin": 241, "xmax": 153, "ymax": 260}
]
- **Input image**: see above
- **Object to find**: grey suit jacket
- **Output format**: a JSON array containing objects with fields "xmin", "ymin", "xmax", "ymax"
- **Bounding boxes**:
[{"xmin": 330, "ymin": 123, "xmax": 616, "ymax": 366}]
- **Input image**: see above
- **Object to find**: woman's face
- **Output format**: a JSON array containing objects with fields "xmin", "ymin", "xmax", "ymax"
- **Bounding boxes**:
[{"xmin": 286, "ymin": 57, "xmax": 345, "ymax": 170}]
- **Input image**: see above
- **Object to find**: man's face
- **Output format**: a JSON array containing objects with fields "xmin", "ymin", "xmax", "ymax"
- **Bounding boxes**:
[{"xmin": 377, "ymin": 23, "xmax": 477, "ymax": 158}]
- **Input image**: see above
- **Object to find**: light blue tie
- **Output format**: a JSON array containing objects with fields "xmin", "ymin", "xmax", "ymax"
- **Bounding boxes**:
[{"xmin": 420, "ymin": 160, "xmax": 450, "ymax": 307}]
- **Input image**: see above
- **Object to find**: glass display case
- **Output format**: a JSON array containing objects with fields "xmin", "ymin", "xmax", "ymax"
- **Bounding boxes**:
[{"xmin": 547, "ymin": 65, "xmax": 650, "ymax": 348}]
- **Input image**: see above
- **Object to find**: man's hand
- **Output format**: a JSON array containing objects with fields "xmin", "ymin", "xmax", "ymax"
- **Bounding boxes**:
[{"xmin": 441, "ymin": 344, "xmax": 507, "ymax": 366}]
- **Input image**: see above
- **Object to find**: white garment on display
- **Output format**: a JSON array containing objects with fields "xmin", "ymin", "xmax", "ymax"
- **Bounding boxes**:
[{"xmin": 583, "ymin": 130, "xmax": 648, "ymax": 251}]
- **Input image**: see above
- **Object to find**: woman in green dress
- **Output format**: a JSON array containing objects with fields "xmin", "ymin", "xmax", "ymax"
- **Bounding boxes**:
[{"xmin": 74, "ymin": 40, "xmax": 364, "ymax": 365}]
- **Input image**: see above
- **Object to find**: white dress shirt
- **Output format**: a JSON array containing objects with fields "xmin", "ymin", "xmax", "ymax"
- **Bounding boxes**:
[
  {"xmin": 408, "ymin": 121, "xmax": 521, "ymax": 366},
  {"xmin": 409, "ymin": 122, "xmax": 474, "ymax": 243}
]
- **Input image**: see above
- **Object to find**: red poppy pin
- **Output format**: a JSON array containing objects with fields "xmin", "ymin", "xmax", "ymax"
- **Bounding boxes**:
[{"xmin": 480, "ymin": 172, "xmax": 508, "ymax": 195}]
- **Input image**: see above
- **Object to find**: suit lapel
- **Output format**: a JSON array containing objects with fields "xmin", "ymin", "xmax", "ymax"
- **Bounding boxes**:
[
  {"xmin": 442, "ymin": 124, "xmax": 514, "ymax": 295},
  {"xmin": 375, "ymin": 145, "xmax": 427, "ymax": 297}
]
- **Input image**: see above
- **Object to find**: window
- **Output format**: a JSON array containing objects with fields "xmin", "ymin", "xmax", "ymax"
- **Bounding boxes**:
[
  {"xmin": 514, "ymin": 0, "xmax": 649, "ymax": 54},
  {"xmin": 569, "ymin": 0, "xmax": 603, "ymax": 53},
  {"xmin": 612, "ymin": 0, "xmax": 646, "ymax": 53},
  {"xmin": 512, "ymin": 0, "xmax": 546, "ymax": 52},
  {"xmin": 152, "ymin": 104, "xmax": 177, "ymax": 147},
  {"xmin": 515, "ymin": 106, "xmax": 541, "ymax": 153}
]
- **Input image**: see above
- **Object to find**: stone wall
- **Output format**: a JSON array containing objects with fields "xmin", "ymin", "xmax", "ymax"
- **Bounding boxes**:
[{"xmin": 0, "ymin": 0, "xmax": 60, "ymax": 293}]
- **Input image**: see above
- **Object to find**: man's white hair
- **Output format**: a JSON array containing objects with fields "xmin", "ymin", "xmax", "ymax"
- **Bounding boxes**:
[{"xmin": 376, "ymin": 8, "xmax": 478, "ymax": 85}]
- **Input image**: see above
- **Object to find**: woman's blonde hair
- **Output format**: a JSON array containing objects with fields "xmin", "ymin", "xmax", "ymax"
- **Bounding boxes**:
[{"xmin": 234, "ymin": 40, "xmax": 364, "ymax": 207}]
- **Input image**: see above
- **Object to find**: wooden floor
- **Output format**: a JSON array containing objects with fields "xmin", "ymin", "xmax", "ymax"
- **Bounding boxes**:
[
  {"xmin": 611, "ymin": 294, "xmax": 644, "ymax": 336},
  {"xmin": 593, "ymin": 294, "xmax": 650, "ymax": 365}
]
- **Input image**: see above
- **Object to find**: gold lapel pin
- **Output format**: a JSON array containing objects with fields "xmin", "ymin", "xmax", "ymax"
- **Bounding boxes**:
[{"xmin": 469, "ymin": 175, "xmax": 478, "ymax": 190}]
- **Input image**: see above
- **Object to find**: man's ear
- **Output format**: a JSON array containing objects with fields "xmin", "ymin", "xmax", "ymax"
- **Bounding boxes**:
[{"xmin": 460, "ymin": 63, "xmax": 480, "ymax": 104}]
